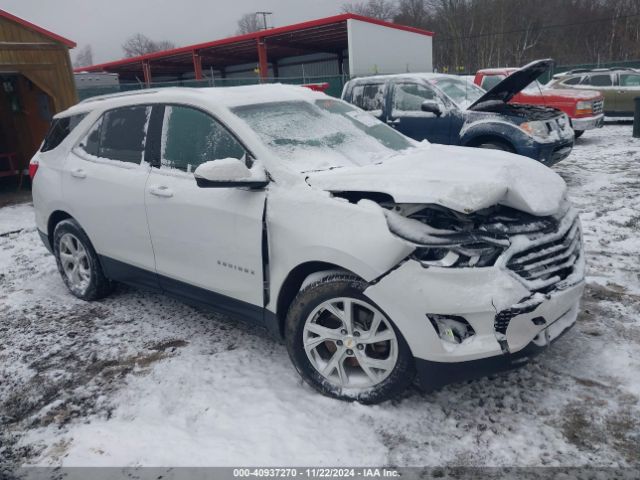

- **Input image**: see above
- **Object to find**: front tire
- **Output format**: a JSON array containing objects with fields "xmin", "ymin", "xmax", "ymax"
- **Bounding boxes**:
[
  {"xmin": 573, "ymin": 129, "xmax": 585, "ymax": 138},
  {"xmin": 285, "ymin": 273, "xmax": 415, "ymax": 403},
  {"xmin": 53, "ymin": 219, "xmax": 113, "ymax": 301}
]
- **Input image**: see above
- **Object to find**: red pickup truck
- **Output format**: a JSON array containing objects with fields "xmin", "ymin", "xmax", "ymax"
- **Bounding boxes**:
[{"xmin": 474, "ymin": 68, "xmax": 604, "ymax": 137}]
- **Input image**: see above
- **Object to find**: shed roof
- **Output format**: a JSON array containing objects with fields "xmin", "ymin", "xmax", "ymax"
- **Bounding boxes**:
[
  {"xmin": 0, "ymin": 9, "xmax": 76, "ymax": 48},
  {"xmin": 75, "ymin": 13, "xmax": 433, "ymax": 74}
]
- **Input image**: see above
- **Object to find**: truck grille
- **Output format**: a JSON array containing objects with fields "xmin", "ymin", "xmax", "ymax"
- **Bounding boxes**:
[
  {"xmin": 592, "ymin": 99, "xmax": 604, "ymax": 115},
  {"xmin": 506, "ymin": 214, "xmax": 581, "ymax": 293}
]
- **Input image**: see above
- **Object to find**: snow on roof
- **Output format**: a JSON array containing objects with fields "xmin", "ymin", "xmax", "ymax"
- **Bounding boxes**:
[
  {"xmin": 348, "ymin": 72, "xmax": 450, "ymax": 83},
  {"xmin": 60, "ymin": 84, "xmax": 325, "ymax": 116}
]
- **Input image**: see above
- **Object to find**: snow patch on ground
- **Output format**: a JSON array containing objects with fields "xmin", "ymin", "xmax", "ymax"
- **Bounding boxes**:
[{"xmin": 0, "ymin": 125, "xmax": 639, "ymax": 471}]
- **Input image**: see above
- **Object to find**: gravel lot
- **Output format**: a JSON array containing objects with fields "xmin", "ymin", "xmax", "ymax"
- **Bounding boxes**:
[{"xmin": 1, "ymin": 124, "xmax": 639, "ymax": 472}]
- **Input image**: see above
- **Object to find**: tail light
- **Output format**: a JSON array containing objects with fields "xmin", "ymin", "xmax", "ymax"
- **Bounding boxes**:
[{"xmin": 29, "ymin": 159, "xmax": 39, "ymax": 179}]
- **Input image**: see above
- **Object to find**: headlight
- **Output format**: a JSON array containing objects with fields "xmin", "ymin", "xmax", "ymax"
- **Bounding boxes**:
[
  {"xmin": 520, "ymin": 120, "xmax": 550, "ymax": 138},
  {"xmin": 575, "ymin": 100, "xmax": 593, "ymax": 115},
  {"xmin": 384, "ymin": 207, "xmax": 509, "ymax": 268},
  {"xmin": 413, "ymin": 242, "xmax": 504, "ymax": 268}
]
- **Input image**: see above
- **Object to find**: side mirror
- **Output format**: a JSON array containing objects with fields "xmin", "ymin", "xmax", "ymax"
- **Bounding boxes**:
[
  {"xmin": 194, "ymin": 158, "xmax": 269, "ymax": 189},
  {"xmin": 421, "ymin": 100, "xmax": 442, "ymax": 116}
]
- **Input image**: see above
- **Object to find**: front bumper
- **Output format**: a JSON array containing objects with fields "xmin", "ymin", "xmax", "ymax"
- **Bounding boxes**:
[
  {"xmin": 518, "ymin": 139, "xmax": 574, "ymax": 166},
  {"xmin": 571, "ymin": 113, "xmax": 604, "ymax": 131},
  {"xmin": 414, "ymin": 302, "xmax": 578, "ymax": 392},
  {"xmin": 365, "ymin": 259, "xmax": 584, "ymax": 362}
]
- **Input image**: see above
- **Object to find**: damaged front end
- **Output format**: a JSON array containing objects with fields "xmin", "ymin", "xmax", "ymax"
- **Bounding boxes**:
[{"xmin": 362, "ymin": 199, "xmax": 585, "ymax": 382}]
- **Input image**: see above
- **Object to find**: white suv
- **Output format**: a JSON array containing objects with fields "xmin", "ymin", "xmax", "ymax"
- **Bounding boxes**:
[{"xmin": 31, "ymin": 85, "xmax": 585, "ymax": 403}]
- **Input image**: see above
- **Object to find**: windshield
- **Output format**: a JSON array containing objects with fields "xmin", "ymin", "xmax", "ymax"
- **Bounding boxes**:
[
  {"xmin": 428, "ymin": 76, "xmax": 485, "ymax": 109},
  {"xmin": 232, "ymin": 99, "xmax": 413, "ymax": 172}
]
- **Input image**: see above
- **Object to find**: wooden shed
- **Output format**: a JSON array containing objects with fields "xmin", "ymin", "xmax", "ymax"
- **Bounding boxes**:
[{"xmin": 0, "ymin": 9, "xmax": 77, "ymax": 181}]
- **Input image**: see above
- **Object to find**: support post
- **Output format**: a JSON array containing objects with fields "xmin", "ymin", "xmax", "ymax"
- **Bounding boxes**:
[
  {"xmin": 337, "ymin": 51, "xmax": 344, "ymax": 76},
  {"xmin": 142, "ymin": 60, "xmax": 152, "ymax": 87},
  {"xmin": 192, "ymin": 50, "xmax": 203, "ymax": 81},
  {"xmin": 256, "ymin": 38, "xmax": 268, "ymax": 82}
]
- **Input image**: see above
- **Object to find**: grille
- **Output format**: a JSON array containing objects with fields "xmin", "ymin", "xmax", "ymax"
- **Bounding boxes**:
[
  {"xmin": 592, "ymin": 99, "xmax": 604, "ymax": 115},
  {"xmin": 506, "ymin": 215, "xmax": 581, "ymax": 293}
]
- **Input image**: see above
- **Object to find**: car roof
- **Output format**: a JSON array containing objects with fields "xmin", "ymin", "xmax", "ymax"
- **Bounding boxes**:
[
  {"xmin": 58, "ymin": 84, "xmax": 326, "ymax": 118},
  {"xmin": 557, "ymin": 67, "xmax": 638, "ymax": 76},
  {"xmin": 346, "ymin": 72, "xmax": 458, "ymax": 84}
]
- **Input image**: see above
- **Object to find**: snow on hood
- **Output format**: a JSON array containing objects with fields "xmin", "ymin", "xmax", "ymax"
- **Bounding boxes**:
[
  {"xmin": 540, "ymin": 88, "xmax": 602, "ymax": 100},
  {"xmin": 469, "ymin": 59, "xmax": 554, "ymax": 110},
  {"xmin": 305, "ymin": 144, "xmax": 567, "ymax": 216}
]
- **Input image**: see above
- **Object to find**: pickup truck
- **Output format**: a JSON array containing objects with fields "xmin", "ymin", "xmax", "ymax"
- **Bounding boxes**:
[
  {"xmin": 474, "ymin": 67, "xmax": 604, "ymax": 138},
  {"xmin": 342, "ymin": 59, "xmax": 575, "ymax": 166}
]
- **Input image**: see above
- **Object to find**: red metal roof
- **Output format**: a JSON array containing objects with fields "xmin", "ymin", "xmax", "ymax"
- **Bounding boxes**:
[
  {"xmin": 0, "ymin": 9, "xmax": 76, "ymax": 48},
  {"xmin": 75, "ymin": 13, "xmax": 433, "ymax": 72}
]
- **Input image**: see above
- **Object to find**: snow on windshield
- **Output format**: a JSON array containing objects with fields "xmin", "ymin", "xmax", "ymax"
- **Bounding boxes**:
[
  {"xmin": 232, "ymin": 99, "xmax": 412, "ymax": 172},
  {"xmin": 429, "ymin": 77, "xmax": 485, "ymax": 109}
]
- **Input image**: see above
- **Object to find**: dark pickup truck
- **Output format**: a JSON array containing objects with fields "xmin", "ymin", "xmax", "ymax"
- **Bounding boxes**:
[{"xmin": 341, "ymin": 59, "xmax": 575, "ymax": 166}]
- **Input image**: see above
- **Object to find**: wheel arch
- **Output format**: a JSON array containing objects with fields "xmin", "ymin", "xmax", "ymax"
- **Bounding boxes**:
[
  {"xmin": 463, "ymin": 133, "xmax": 516, "ymax": 151},
  {"xmin": 273, "ymin": 261, "xmax": 362, "ymax": 339},
  {"xmin": 47, "ymin": 210, "xmax": 74, "ymax": 247}
]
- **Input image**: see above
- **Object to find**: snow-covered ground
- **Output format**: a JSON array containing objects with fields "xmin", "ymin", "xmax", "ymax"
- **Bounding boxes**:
[{"xmin": 1, "ymin": 125, "xmax": 639, "ymax": 472}]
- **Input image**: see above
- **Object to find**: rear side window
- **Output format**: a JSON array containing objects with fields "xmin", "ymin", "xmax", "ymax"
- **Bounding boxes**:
[
  {"xmin": 41, "ymin": 114, "xmax": 86, "ymax": 152},
  {"xmin": 350, "ymin": 83, "xmax": 385, "ymax": 116},
  {"xmin": 562, "ymin": 76, "xmax": 581, "ymax": 85},
  {"xmin": 160, "ymin": 105, "xmax": 245, "ymax": 173},
  {"xmin": 99, "ymin": 106, "xmax": 151, "ymax": 163},
  {"xmin": 620, "ymin": 73, "xmax": 640, "ymax": 87},
  {"xmin": 480, "ymin": 75, "xmax": 505, "ymax": 91},
  {"xmin": 584, "ymin": 74, "xmax": 612, "ymax": 86}
]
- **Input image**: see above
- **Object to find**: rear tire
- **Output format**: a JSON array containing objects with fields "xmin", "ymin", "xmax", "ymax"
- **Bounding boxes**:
[
  {"xmin": 285, "ymin": 273, "xmax": 415, "ymax": 404},
  {"xmin": 53, "ymin": 219, "xmax": 114, "ymax": 301},
  {"xmin": 573, "ymin": 129, "xmax": 585, "ymax": 138}
]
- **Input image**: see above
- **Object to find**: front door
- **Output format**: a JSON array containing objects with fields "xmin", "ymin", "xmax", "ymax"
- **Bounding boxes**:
[
  {"xmin": 63, "ymin": 105, "xmax": 157, "ymax": 289},
  {"xmin": 386, "ymin": 81, "xmax": 451, "ymax": 144},
  {"xmin": 144, "ymin": 104, "xmax": 266, "ymax": 320}
]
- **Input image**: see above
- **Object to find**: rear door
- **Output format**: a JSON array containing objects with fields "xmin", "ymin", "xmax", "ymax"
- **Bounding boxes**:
[
  {"xmin": 347, "ymin": 81, "xmax": 386, "ymax": 120},
  {"xmin": 386, "ymin": 81, "xmax": 451, "ymax": 144},
  {"xmin": 617, "ymin": 72, "xmax": 640, "ymax": 115},
  {"xmin": 63, "ymin": 105, "xmax": 157, "ymax": 289},
  {"xmin": 144, "ymin": 104, "xmax": 266, "ymax": 318}
]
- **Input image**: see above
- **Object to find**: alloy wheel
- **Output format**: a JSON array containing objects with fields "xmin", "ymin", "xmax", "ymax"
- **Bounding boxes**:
[{"xmin": 302, "ymin": 297, "xmax": 398, "ymax": 389}]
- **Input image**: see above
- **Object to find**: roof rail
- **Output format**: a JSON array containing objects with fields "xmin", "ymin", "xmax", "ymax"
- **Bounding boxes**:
[
  {"xmin": 562, "ymin": 66, "xmax": 637, "ymax": 75},
  {"xmin": 78, "ymin": 88, "xmax": 164, "ymax": 104}
]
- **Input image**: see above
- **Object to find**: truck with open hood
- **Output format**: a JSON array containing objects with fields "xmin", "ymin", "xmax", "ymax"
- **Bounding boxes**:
[{"xmin": 342, "ymin": 59, "xmax": 575, "ymax": 166}]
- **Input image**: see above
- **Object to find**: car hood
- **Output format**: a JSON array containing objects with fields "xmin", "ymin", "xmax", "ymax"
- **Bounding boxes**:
[
  {"xmin": 469, "ymin": 59, "xmax": 554, "ymax": 110},
  {"xmin": 305, "ymin": 144, "xmax": 567, "ymax": 216},
  {"xmin": 537, "ymin": 88, "xmax": 602, "ymax": 101}
]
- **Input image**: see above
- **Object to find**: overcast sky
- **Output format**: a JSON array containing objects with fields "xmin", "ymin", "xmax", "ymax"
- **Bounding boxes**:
[{"xmin": 1, "ymin": 0, "xmax": 347, "ymax": 64}]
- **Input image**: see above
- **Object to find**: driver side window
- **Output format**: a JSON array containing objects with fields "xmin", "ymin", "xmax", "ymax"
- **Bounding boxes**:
[
  {"xmin": 160, "ymin": 105, "xmax": 245, "ymax": 173},
  {"xmin": 392, "ymin": 83, "xmax": 437, "ymax": 114}
]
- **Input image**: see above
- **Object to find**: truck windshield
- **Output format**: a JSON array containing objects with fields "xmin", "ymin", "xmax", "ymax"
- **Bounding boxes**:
[
  {"xmin": 232, "ymin": 99, "xmax": 413, "ymax": 172},
  {"xmin": 428, "ymin": 77, "xmax": 485, "ymax": 109}
]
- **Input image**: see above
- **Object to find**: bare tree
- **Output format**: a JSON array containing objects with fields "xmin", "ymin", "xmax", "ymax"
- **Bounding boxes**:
[
  {"xmin": 236, "ymin": 13, "xmax": 262, "ymax": 34},
  {"xmin": 122, "ymin": 33, "xmax": 175, "ymax": 57},
  {"xmin": 73, "ymin": 45, "xmax": 93, "ymax": 68},
  {"xmin": 342, "ymin": 0, "xmax": 397, "ymax": 20}
]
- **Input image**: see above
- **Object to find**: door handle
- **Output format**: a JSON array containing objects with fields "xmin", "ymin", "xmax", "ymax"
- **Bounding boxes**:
[
  {"xmin": 148, "ymin": 185, "xmax": 174, "ymax": 198},
  {"xmin": 387, "ymin": 118, "xmax": 401, "ymax": 126},
  {"xmin": 70, "ymin": 168, "xmax": 86, "ymax": 179}
]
